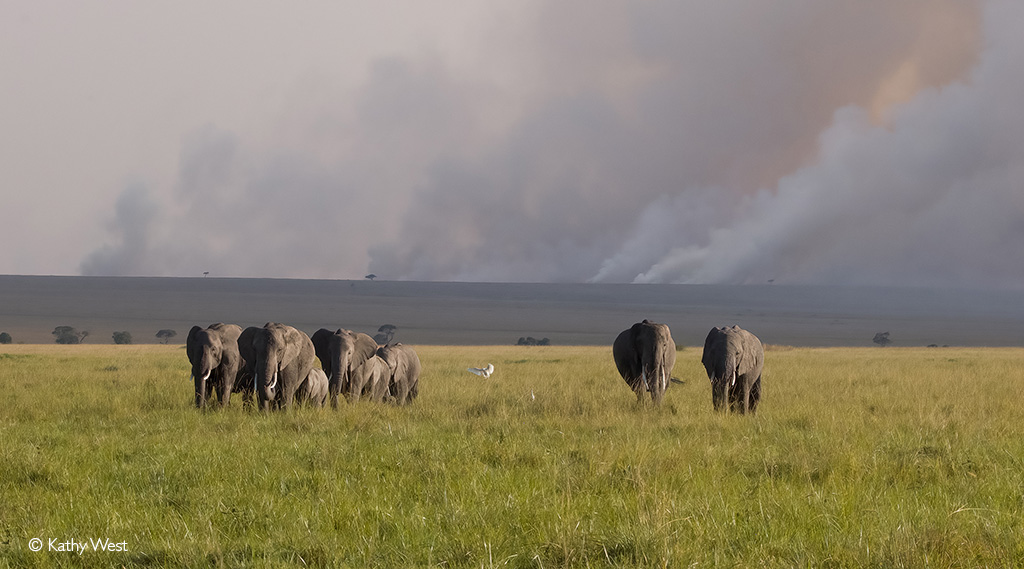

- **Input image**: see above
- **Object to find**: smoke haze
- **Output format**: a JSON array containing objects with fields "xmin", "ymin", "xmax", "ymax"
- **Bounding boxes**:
[{"xmin": 11, "ymin": 1, "xmax": 1020, "ymax": 288}]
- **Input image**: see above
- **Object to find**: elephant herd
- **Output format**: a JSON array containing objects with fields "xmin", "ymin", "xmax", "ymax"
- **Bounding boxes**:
[
  {"xmin": 187, "ymin": 319, "xmax": 762, "ymax": 414},
  {"xmin": 614, "ymin": 320, "xmax": 764, "ymax": 414},
  {"xmin": 186, "ymin": 322, "xmax": 420, "ymax": 410}
]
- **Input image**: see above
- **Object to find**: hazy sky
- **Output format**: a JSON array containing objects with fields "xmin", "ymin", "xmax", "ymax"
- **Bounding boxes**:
[{"xmin": 4, "ymin": 1, "xmax": 1021, "ymax": 288}]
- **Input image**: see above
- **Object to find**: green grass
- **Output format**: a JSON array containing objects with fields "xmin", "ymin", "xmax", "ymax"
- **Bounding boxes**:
[{"xmin": 2, "ymin": 344, "xmax": 1024, "ymax": 567}]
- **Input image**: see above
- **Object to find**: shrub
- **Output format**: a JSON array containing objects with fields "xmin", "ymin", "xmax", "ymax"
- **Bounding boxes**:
[
  {"xmin": 112, "ymin": 331, "xmax": 133, "ymax": 345},
  {"xmin": 0, "ymin": 332, "xmax": 11, "ymax": 344},
  {"xmin": 53, "ymin": 326, "xmax": 87, "ymax": 344}
]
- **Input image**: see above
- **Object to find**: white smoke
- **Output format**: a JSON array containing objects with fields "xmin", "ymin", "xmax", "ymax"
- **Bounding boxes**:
[
  {"xmin": 79, "ymin": 1, "xmax": 1024, "ymax": 290},
  {"xmin": 625, "ymin": 1, "xmax": 1024, "ymax": 287}
]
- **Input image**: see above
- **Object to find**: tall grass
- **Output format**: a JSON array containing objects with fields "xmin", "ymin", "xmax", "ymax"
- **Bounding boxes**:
[{"xmin": 2, "ymin": 344, "xmax": 1024, "ymax": 567}]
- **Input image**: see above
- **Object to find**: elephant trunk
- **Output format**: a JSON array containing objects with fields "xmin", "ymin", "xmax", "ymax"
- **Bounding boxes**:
[
  {"xmin": 192, "ymin": 366, "xmax": 212, "ymax": 408},
  {"xmin": 255, "ymin": 353, "xmax": 279, "ymax": 411},
  {"xmin": 328, "ymin": 349, "xmax": 346, "ymax": 408}
]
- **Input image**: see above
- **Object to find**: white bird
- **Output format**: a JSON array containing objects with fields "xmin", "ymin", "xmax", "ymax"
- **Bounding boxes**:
[{"xmin": 467, "ymin": 363, "xmax": 495, "ymax": 378}]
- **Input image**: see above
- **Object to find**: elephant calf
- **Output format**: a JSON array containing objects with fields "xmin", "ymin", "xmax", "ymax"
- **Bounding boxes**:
[
  {"xmin": 350, "ymin": 354, "xmax": 391, "ymax": 403},
  {"xmin": 701, "ymin": 325, "xmax": 763, "ymax": 414},
  {"xmin": 294, "ymin": 368, "xmax": 329, "ymax": 407},
  {"xmin": 377, "ymin": 343, "xmax": 421, "ymax": 405}
]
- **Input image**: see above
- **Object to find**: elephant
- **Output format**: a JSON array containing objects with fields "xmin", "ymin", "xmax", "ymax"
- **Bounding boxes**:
[
  {"xmin": 377, "ymin": 343, "xmax": 421, "ymax": 405},
  {"xmin": 613, "ymin": 319, "xmax": 677, "ymax": 405},
  {"xmin": 186, "ymin": 323, "xmax": 243, "ymax": 408},
  {"xmin": 294, "ymin": 367, "xmax": 329, "ymax": 407},
  {"xmin": 349, "ymin": 354, "xmax": 391, "ymax": 402},
  {"xmin": 239, "ymin": 323, "xmax": 317, "ymax": 411},
  {"xmin": 701, "ymin": 325, "xmax": 763, "ymax": 414},
  {"xmin": 311, "ymin": 328, "xmax": 379, "ymax": 407}
]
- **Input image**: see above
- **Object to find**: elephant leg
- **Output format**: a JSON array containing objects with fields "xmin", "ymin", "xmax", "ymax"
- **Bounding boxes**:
[
  {"xmin": 630, "ymin": 376, "xmax": 645, "ymax": 404},
  {"xmin": 220, "ymin": 379, "xmax": 234, "ymax": 408},
  {"xmin": 749, "ymin": 376, "xmax": 761, "ymax": 414}
]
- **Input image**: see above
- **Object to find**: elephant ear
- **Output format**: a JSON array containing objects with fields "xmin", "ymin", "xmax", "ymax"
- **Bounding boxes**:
[
  {"xmin": 186, "ymin": 325, "xmax": 203, "ymax": 363},
  {"xmin": 352, "ymin": 333, "xmax": 379, "ymax": 368},
  {"xmin": 279, "ymin": 327, "xmax": 315, "ymax": 371},
  {"xmin": 701, "ymin": 328, "xmax": 720, "ymax": 370},
  {"xmin": 310, "ymin": 328, "xmax": 333, "ymax": 368},
  {"xmin": 237, "ymin": 326, "xmax": 260, "ymax": 369}
]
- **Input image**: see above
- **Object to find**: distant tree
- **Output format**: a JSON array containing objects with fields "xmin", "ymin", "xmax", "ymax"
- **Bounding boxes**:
[
  {"xmin": 365, "ymin": 274, "xmax": 377, "ymax": 281},
  {"xmin": 872, "ymin": 332, "xmax": 892, "ymax": 347},
  {"xmin": 0, "ymin": 332, "xmax": 11, "ymax": 344},
  {"xmin": 537, "ymin": 337, "xmax": 550, "ymax": 346},
  {"xmin": 517, "ymin": 336, "xmax": 552, "ymax": 346},
  {"xmin": 376, "ymin": 324, "xmax": 397, "ymax": 344},
  {"xmin": 53, "ymin": 326, "xmax": 86, "ymax": 344},
  {"xmin": 112, "ymin": 331, "xmax": 133, "ymax": 345},
  {"xmin": 156, "ymin": 329, "xmax": 177, "ymax": 344}
]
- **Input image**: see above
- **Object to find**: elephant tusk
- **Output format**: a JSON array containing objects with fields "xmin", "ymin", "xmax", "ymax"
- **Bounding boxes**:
[
  {"xmin": 267, "ymin": 372, "xmax": 278, "ymax": 391},
  {"xmin": 202, "ymin": 370, "xmax": 211, "ymax": 382}
]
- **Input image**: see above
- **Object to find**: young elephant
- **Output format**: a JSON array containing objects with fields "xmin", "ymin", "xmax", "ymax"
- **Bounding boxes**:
[
  {"xmin": 349, "ymin": 354, "xmax": 391, "ymax": 403},
  {"xmin": 186, "ymin": 323, "xmax": 243, "ymax": 408},
  {"xmin": 294, "ymin": 368, "xmax": 329, "ymax": 407},
  {"xmin": 612, "ymin": 320, "xmax": 676, "ymax": 405},
  {"xmin": 377, "ymin": 343, "xmax": 421, "ymax": 405},
  {"xmin": 701, "ymin": 325, "xmax": 764, "ymax": 414}
]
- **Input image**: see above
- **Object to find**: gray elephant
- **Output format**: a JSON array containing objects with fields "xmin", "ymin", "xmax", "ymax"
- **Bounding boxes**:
[
  {"xmin": 349, "ymin": 354, "xmax": 391, "ymax": 402},
  {"xmin": 311, "ymin": 328, "xmax": 379, "ymax": 407},
  {"xmin": 294, "ymin": 367, "xmax": 329, "ymax": 407},
  {"xmin": 701, "ymin": 325, "xmax": 763, "ymax": 414},
  {"xmin": 377, "ymin": 343, "xmax": 421, "ymax": 405},
  {"xmin": 186, "ymin": 323, "xmax": 243, "ymax": 408},
  {"xmin": 613, "ymin": 319, "xmax": 677, "ymax": 405},
  {"xmin": 239, "ymin": 323, "xmax": 316, "ymax": 411}
]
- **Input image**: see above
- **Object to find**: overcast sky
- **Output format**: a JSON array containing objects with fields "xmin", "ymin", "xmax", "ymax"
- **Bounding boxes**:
[{"xmin": 4, "ymin": 1, "xmax": 1022, "ymax": 288}]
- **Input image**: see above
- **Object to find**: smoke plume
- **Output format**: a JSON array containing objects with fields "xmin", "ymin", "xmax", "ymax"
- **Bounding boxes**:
[{"xmin": 81, "ymin": 1, "xmax": 1024, "ymax": 289}]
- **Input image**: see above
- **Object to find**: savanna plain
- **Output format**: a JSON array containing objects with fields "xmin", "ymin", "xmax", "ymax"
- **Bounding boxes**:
[{"xmin": 2, "ymin": 344, "xmax": 1024, "ymax": 568}]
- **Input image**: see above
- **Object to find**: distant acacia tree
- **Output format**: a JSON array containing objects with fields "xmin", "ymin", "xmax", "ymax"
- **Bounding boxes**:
[
  {"xmin": 375, "ymin": 324, "xmax": 397, "ymax": 344},
  {"xmin": 53, "ymin": 326, "xmax": 87, "ymax": 344},
  {"xmin": 156, "ymin": 329, "xmax": 177, "ymax": 344},
  {"xmin": 365, "ymin": 274, "xmax": 377, "ymax": 281},
  {"xmin": 0, "ymin": 332, "xmax": 11, "ymax": 344},
  {"xmin": 112, "ymin": 331, "xmax": 133, "ymax": 345},
  {"xmin": 872, "ymin": 332, "xmax": 892, "ymax": 347},
  {"xmin": 517, "ymin": 336, "xmax": 551, "ymax": 346}
]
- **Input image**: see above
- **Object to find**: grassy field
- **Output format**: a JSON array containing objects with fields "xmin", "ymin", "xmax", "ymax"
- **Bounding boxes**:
[{"xmin": 2, "ymin": 344, "xmax": 1024, "ymax": 567}]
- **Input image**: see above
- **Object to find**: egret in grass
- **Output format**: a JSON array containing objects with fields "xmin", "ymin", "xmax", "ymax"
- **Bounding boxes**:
[{"xmin": 468, "ymin": 364, "xmax": 495, "ymax": 378}]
